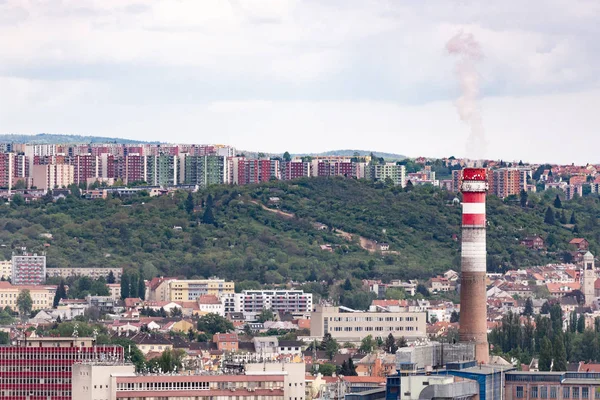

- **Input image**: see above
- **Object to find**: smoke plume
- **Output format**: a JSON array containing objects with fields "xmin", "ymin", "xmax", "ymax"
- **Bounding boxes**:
[{"xmin": 446, "ymin": 31, "xmax": 486, "ymax": 159}]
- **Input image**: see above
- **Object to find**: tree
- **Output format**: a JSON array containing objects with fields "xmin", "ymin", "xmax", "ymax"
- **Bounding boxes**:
[
  {"xmin": 523, "ymin": 297, "xmax": 534, "ymax": 317},
  {"xmin": 429, "ymin": 314, "xmax": 439, "ymax": 324},
  {"xmin": 129, "ymin": 274, "xmax": 139, "ymax": 298},
  {"xmin": 342, "ymin": 278, "xmax": 353, "ymax": 291},
  {"xmin": 560, "ymin": 210, "xmax": 567, "ymax": 224},
  {"xmin": 53, "ymin": 280, "xmax": 67, "ymax": 308},
  {"xmin": 385, "ymin": 287, "xmax": 406, "ymax": 300},
  {"xmin": 397, "ymin": 336, "xmax": 408, "ymax": 348},
  {"xmin": 544, "ymin": 207, "xmax": 555, "ymax": 224},
  {"xmin": 539, "ymin": 337, "xmax": 553, "ymax": 371},
  {"xmin": 257, "ymin": 308, "xmax": 275, "ymax": 323},
  {"xmin": 554, "ymin": 195, "xmax": 562, "ymax": 209},
  {"xmin": 17, "ymin": 289, "xmax": 33, "ymax": 319},
  {"xmin": 185, "ymin": 192, "xmax": 195, "ymax": 214},
  {"xmin": 120, "ymin": 273, "xmax": 130, "ymax": 300},
  {"xmin": 577, "ymin": 313, "xmax": 585, "ymax": 333},
  {"xmin": 318, "ymin": 363, "xmax": 336, "ymax": 376},
  {"xmin": 138, "ymin": 277, "xmax": 146, "ymax": 300},
  {"xmin": 520, "ymin": 190, "xmax": 528, "ymax": 207},
  {"xmin": 107, "ymin": 271, "xmax": 116, "ymax": 284},
  {"xmin": 385, "ymin": 333, "xmax": 399, "ymax": 354},
  {"xmin": 450, "ymin": 311, "xmax": 460, "ymax": 323},
  {"xmin": 570, "ymin": 211, "xmax": 577, "ymax": 224},
  {"xmin": 202, "ymin": 194, "xmax": 215, "ymax": 225},
  {"xmin": 359, "ymin": 335, "xmax": 376, "ymax": 353},
  {"xmin": 552, "ymin": 332, "xmax": 567, "ymax": 371},
  {"xmin": 540, "ymin": 301, "xmax": 551, "ymax": 314},
  {"xmin": 197, "ymin": 313, "xmax": 234, "ymax": 335},
  {"xmin": 324, "ymin": 336, "xmax": 340, "ymax": 360},
  {"xmin": 416, "ymin": 284, "xmax": 430, "ymax": 297},
  {"xmin": 283, "ymin": 151, "xmax": 291, "ymax": 162}
]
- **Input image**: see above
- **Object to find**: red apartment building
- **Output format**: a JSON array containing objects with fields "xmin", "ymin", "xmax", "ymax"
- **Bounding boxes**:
[
  {"xmin": 124, "ymin": 154, "xmax": 145, "ymax": 184},
  {"xmin": 73, "ymin": 155, "xmax": 99, "ymax": 185},
  {"xmin": 488, "ymin": 168, "xmax": 527, "ymax": 198},
  {"xmin": 283, "ymin": 161, "xmax": 309, "ymax": 180},
  {"xmin": 0, "ymin": 337, "xmax": 123, "ymax": 400}
]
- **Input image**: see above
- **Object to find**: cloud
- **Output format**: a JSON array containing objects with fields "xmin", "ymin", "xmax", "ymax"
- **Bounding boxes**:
[{"xmin": 1, "ymin": 0, "xmax": 600, "ymax": 163}]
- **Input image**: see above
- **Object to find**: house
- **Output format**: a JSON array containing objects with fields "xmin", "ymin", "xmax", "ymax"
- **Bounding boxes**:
[
  {"xmin": 197, "ymin": 295, "xmax": 224, "ymax": 316},
  {"xmin": 278, "ymin": 340, "xmax": 303, "ymax": 356},
  {"xmin": 428, "ymin": 277, "xmax": 451, "ymax": 293},
  {"xmin": 521, "ymin": 236, "xmax": 545, "ymax": 250},
  {"xmin": 546, "ymin": 282, "xmax": 581, "ymax": 297},
  {"xmin": 569, "ymin": 238, "xmax": 590, "ymax": 252},
  {"xmin": 253, "ymin": 336, "xmax": 278, "ymax": 354},
  {"xmin": 443, "ymin": 269, "xmax": 459, "ymax": 282},
  {"xmin": 131, "ymin": 333, "xmax": 173, "ymax": 355},
  {"xmin": 212, "ymin": 333, "xmax": 238, "ymax": 352}
]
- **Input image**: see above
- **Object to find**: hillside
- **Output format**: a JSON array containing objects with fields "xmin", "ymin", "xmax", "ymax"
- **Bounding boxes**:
[
  {"xmin": 0, "ymin": 178, "xmax": 598, "ymax": 284},
  {"xmin": 0, "ymin": 133, "xmax": 152, "ymax": 144},
  {"xmin": 293, "ymin": 150, "xmax": 406, "ymax": 160}
]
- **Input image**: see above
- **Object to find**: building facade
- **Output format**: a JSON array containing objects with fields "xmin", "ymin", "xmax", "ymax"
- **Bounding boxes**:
[
  {"xmin": 504, "ymin": 371, "xmax": 600, "ymax": 400},
  {"xmin": 0, "ymin": 281, "xmax": 57, "ymax": 310},
  {"xmin": 46, "ymin": 267, "xmax": 122, "ymax": 282},
  {"xmin": 12, "ymin": 253, "xmax": 46, "ymax": 285},
  {"xmin": 310, "ymin": 305, "xmax": 426, "ymax": 342},
  {"xmin": 236, "ymin": 290, "xmax": 313, "ymax": 316}
]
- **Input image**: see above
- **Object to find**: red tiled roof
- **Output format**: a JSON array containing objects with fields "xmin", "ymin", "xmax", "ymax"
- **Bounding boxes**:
[
  {"xmin": 570, "ymin": 238, "xmax": 587, "ymax": 244},
  {"xmin": 342, "ymin": 376, "xmax": 386, "ymax": 384},
  {"xmin": 198, "ymin": 295, "xmax": 221, "ymax": 305}
]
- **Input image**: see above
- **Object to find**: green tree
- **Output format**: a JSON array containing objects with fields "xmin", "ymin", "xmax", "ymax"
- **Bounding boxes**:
[
  {"xmin": 283, "ymin": 151, "xmax": 291, "ymax": 162},
  {"xmin": 17, "ymin": 289, "xmax": 33, "ymax": 319},
  {"xmin": 385, "ymin": 287, "xmax": 406, "ymax": 300},
  {"xmin": 324, "ymin": 336, "xmax": 340, "ymax": 360},
  {"xmin": 138, "ymin": 277, "xmax": 146, "ymax": 300},
  {"xmin": 552, "ymin": 332, "xmax": 567, "ymax": 371},
  {"xmin": 197, "ymin": 313, "xmax": 234, "ymax": 335},
  {"xmin": 53, "ymin": 280, "xmax": 67, "ymax": 308},
  {"xmin": 360, "ymin": 335, "xmax": 376, "ymax": 353},
  {"xmin": 397, "ymin": 336, "xmax": 408, "ymax": 348},
  {"xmin": 257, "ymin": 308, "xmax": 275, "ymax": 323},
  {"xmin": 318, "ymin": 363, "xmax": 336, "ymax": 376},
  {"xmin": 129, "ymin": 274, "xmax": 139, "ymax": 298},
  {"xmin": 570, "ymin": 211, "xmax": 577, "ymax": 224},
  {"xmin": 523, "ymin": 297, "xmax": 534, "ymax": 317},
  {"xmin": 544, "ymin": 207, "xmax": 555, "ymax": 224},
  {"xmin": 385, "ymin": 333, "xmax": 399, "ymax": 354},
  {"xmin": 539, "ymin": 337, "xmax": 553, "ymax": 371},
  {"xmin": 450, "ymin": 311, "xmax": 460, "ymax": 323},
  {"xmin": 0, "ymin": 331, "xmax": 9, "ymax": 344},
  {"xmin": 559, "ymin": 210, "xmax": 567, "ymax": 224},
  {"xmin": 110, "ymin": 338, "xmax": 146, "ymax": 371},
  {"xmin": 342, "ymin": 278, "xmax": 353, "ymax": 291},
  {"xmin": 185, "ymin": 192, "xmax": 195, "ymax": 214},
  {"xmin": 202, "ymin": 194, "xmax": 215, "ymax": 225},
  {"xmin": 520, "ymin": 190, "xmax": 528, "ymax": 207},
  {"xmin": 554, "ymin": 195, "xmax": 562, "ymax": 208},
  {"xmin": 107, "ymin": 271, "xmax": 116, "ymax": 284},
  {"xmin": 147, "ymin": 349, "xmax": 184, "ymax": 373},
  {"xmin": 120, "ymin": 273, "xmax": 130, "ymax": 300},
  {"xmin": 577, "ymin": 314, "xmax": 585, "ymax": 333}
]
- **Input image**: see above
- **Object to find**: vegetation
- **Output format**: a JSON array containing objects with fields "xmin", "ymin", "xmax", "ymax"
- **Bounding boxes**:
[
  {"xmin": 2, "ymin": 178, "xmax": 600, "ymax": 284},
  {"xmin": 197, "ymin": 313, "xmax": 234, "ymax": 335},
  {"xmin": 17, "ymin": 290, "xmax": 32, "ymax": 319}
]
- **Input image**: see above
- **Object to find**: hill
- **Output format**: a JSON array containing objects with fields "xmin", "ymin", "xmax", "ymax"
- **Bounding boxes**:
[
  {"xmin": 0, "ymin": 133, "xmax": 153, "ymax": 145},
  {"xmin": 0, "ymin": 178, "xmax": 597, "ymax": 285}
]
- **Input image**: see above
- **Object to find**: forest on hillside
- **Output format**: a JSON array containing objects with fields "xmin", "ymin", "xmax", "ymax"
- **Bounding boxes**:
[{"xmin": 1, "ymin": 177, "xmax": 599, "ymax": 286}]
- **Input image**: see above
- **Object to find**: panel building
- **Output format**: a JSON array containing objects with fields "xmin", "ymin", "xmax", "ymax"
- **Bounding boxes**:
[
  {"xmin": 310, "ymin": 305, "xmax": 426, "ymax": 342},
  {"xmin": 367, "ymin": 163, "xmax": 406, "ymax": 187},
  {"xmin": 11, "ymin": 253, "xmax": 47, "ymax": 285},
  {"xmin": 235, "ymin": 290, "xmax": 313, "ymax": 316},
  {"xmin": 148, "ymin": 278, "xmax": 235, "ymax": 302}
]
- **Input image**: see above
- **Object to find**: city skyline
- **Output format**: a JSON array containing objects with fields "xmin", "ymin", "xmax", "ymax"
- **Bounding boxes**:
[{"xmin": 1, "ymin": 1, "xmax": 599, "ymax": 164}]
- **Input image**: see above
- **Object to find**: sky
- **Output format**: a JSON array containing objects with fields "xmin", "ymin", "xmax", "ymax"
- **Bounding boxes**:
[{"xmin": 1, "ymin": 0, "xmax": 599, "ymax": 164}]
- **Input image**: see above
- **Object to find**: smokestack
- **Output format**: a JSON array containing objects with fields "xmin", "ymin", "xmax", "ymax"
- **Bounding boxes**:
[{"xmin": 459, "ymin": 167, "xmax": 489, "ymax": 364}]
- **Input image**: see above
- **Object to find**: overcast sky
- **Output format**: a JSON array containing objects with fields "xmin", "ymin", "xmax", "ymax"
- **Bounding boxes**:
[{"xmin": 1, "ymin": 0, "xmax": 599, "ymax": 164}]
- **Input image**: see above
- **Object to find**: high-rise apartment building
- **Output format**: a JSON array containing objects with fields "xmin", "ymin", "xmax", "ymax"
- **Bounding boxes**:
[
  {"xmin": 235, "ymin": 290, "xmax": 313, "ymax": 316},
  {"xmin": 181, "ymin": 155, "xmax": 228, "ymax": 187},
  {"xmin": 31, "ymin": 163, "xmax": 74, "ymax": 190},
  {"xmin": 148, "ymin": 278, "xmax": 235, "ymax": 302},
  {"xmin": 367, "ymin": 163, "xmax": 406, "ymax": 187},
  {"xmin": 488, "ymin": 168, "xmax": 528, "ymax": 198},
  {"xmin": 11, "ymin": 253, "xmax": 47, "ymax": 285}
]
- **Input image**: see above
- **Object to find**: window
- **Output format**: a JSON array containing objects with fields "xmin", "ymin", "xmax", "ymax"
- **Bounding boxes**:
[
  {"xmin": 516, "ymin": 386, "xmax": 524, "ymax": 398},
  {"xmin": 565, "ymin": 388, "xmax": 571, "ymax": 399},
  {"xmin": 583, "ymin": 388, "xmax": 589, "ymax": 399},
  {"xmin": 595, "ymin": 388, "xmax": 600, "ymax": 400},
  {"xmin": 541, "ymin": 386, "xmax": 548, "ymax": 399},
  {"xmin": 574, "ymin": 388, "xmax": 580, "ymax": 399},
  {"xmin": 532, "ymin": 386, "xmax": 538, "ymax": 398},
  {"xmin": 550, "ymin": 387, "xmax": 557, "ymax": 399}
]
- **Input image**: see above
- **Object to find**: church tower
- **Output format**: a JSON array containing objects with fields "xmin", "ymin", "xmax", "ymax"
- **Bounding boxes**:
[{"xmin": 583, "ymin": 251, "xmax": 596, "ymax": 306}]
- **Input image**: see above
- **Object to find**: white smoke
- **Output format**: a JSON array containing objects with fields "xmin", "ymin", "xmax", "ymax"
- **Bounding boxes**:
[{"xmin": 446, "ymin": 31, "xmax": 486, "ymax": 159}]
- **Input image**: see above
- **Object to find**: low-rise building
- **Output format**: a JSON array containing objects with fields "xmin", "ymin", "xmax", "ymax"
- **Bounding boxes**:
[
  {"xmin": 235, "ymin": 289, "xmax": 313, "ymax": 316},
  {"xmin": 504, "ymin": 371, "xmax": 600, "ymax": 400},
  {"xmin": 310, "ymin": 305, "xmax": 426, "ymax": 343},
  {"xmin": 46, "ymin": 267, "xmax": 122, "ymax": 281},
  {"xmin": 198, "ymin": 294, "xmax": 224, "ymax": 316},
  {"xmin": 0, "ymin": 281, "xmax": 56, "ymax": 310},
  {"xmin": 148, "ymin": 277, "xmax": 234, "ymax": 302},
  {"xmin": 213, "ymin": 333, "xmax": 239, "ymax": 352}
]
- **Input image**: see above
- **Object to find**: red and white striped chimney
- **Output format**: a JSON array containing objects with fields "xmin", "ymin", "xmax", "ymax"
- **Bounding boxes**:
[{"xmin": 459, "ymin": 167, "xmax": 489, "ymax": 364}]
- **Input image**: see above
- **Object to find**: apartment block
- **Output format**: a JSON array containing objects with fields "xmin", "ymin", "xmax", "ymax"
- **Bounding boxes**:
[
  {"xmin": 146, "ymin": 155, "xmax": 178, "ymax": 186},
  {"xmin": 180, "ymin": 154, "xmax": 228, "ymax": 187},
  {"xmin": 0, "ymin": 260, "xmax": 11, "ymax": 280},
  {"xmin": 282, "ymin": 160, "xmax": 310, "ymax": 180},
  {"xmin": 0, "ymin": 152, "xmax": 13, "ymax": 189},
  {"xmin": 367, "ymin": 163, "xmax": 406, "ymax": 187},
  {"xmin": 46, "ymin": 267, "xmax": 122, "ymax": 282},
  {"xmin": 235, "ymin": 290, "xmax": 313, "ymax": 316},
  {"xmin": 73, "ymin": 154, "xmax": 100, "ymax": 185},
  {"xmin": 72, "ymin": 361, "xmax": 305, "ymax": 400},
  {"xmin": 0, "ymin": 281, "xmax": 57, "ymax": 310},
  {"xmin": 488, "ymin": 168, "xmax": 528, "ymax": 198},
  {"xmin": 310, "ymin": 305, "xmax": 426, "ymax": 342},
  {"xmin": 0, "ymin": 337, "xmax": 123, "ymax": 400},
  {"xmin": 12, "ymin": 253, "xmax": 46, "ymax": 285},
  {"xmin": 31, "ymin": 163, "xmax": 74, "ymax": 190},
  {"xmin": 148, "ymin": 278, "xmax": 235, "ymax": 302}
]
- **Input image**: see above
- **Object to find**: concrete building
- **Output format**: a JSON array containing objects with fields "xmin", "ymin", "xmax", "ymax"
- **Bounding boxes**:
[
  {"xmin": 11, "ymin": 253, "xmax": 46, "ymax": 285},
  {"xmin": 310, "ymin": 305, "xmax": 426, "ymax": 342},
  {"xmin": 0, "ymin": 281, "xmax": 57, "ymax": 310},
  {"xmin": 0, "ymin": 337, "xmax": 122, "ymax": 400},
  {"xmin": 367, "ymin": 163, "xmax": 406, "ymax": 187},
  {"xmin": 236, "ymin": 290, "xmax": 313, "ymax": 316},
  {"xmin": 180, "ymin": 154, "xmax": 228, "ymax": 187},
  {"xmin": 148, "ymin": 278, "xmax": 234, "ymax": 302},
  {"xmin": 46, "ymin": 267, "xmax": 122, "ymax": 282},
  {"xmin": 488, "ymin": 168, "xmax": 528, "ymax": 199},
  {"xmin": 31, "ymin": 163, "xmax": 74, "ymax": 190},
  {"xmin": 504, "ymin": 371, "xmax": 600, "ymax": 400},
  {"xmin": 72, "ymin": 361, "xmax": 305, "ymax": 400},
  {"xmin": 0, "ymin": 260, "xmax": 11, "ymax": 280}
]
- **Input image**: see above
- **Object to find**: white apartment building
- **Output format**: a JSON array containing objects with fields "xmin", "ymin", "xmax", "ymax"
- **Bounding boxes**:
[
  {"xmin": 12, "ymin": 253, "xmax": 46, "ymax": 285},
  {"xmin": 234, "ymin": 290, "xmax": 313, "ymax": 317},
  {"xmin": 310, "ymin": 305, "xmax": 426, "ymax": 343}
]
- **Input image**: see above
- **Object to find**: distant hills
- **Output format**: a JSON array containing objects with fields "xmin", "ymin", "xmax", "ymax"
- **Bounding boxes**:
[{"xmin": 0, "ymin": 133, "xmax": 152, "ymax": 145}]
